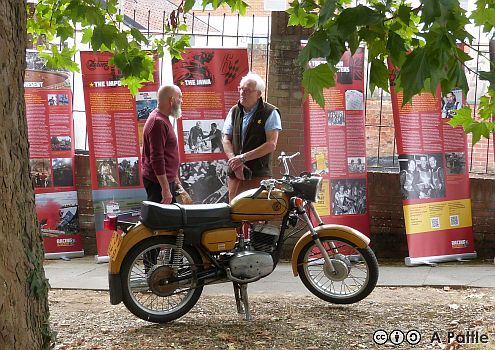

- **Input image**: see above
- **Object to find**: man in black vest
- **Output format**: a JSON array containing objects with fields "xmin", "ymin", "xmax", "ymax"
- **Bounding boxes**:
[{"xmin": 222, "ymin": 72, "xmax": 282, "ymax": 201}]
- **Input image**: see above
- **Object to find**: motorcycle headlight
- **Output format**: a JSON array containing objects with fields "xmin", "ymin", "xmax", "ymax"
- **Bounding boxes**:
[{"xmin": 291, "ymin": 176, "xmax": 323, "ymax": 202}]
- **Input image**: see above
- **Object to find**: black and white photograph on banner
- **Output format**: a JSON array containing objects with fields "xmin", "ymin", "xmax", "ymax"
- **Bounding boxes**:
[
  {"xmin": 50, "ymin": 136, "xmax": 72, "ymax": 151},
  {"xmin": 26, "ymin": 51, "xmax": 47, "ymax": 70},
  {"xmin": 136, "ymin": 91, "xmax": 157, "ymax": 120},
  {"xmin": 30, "ymin": 158, "xmax": 52, "ymax": 188},
  {"xmin": 182, "ymin": 119, "xmax": 225, "ymax": 154},
  {"xmin": 52, "ymin": 158, "xmax": 74, "ymax": 187},
  {"xmin": 445, "ymin": 152, "xmax": 466, "ymax": 175},
  {"xmin": 118, "ymin": 157, "xmax": 140, "ymax": 187},
  {"xmin": 398, "ymin": 153, "xmax": 445, "ymax": 200},
  {"xmin": 344, "ymin": 90, "xmax": 364, "ymax": 110},
  {"xmin": 330, "ymin": 179, "xmax": 366, "ymax": 215},
  {"xmin": 441, "ymin": 88, "xmax": 463, "ymax": 119},
  {"xmin": 347, "ymin": 157, "xmax": 366, "ymax": 173},
  {"xmin": 328, "ymin": 110, "xmax": 345, "ymax": 126},
  {"xmin": 96, "ymin": 158, "xmax": 118, "ymax": 188},
  {"xmin": 179, "ymin": 160, "xmax": 228, "ymax": 204}
]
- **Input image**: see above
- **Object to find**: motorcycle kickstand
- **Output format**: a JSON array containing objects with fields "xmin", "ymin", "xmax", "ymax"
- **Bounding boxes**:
[{"xmin": 232, "ymin": 282, "xmax": 252, "ymax": 321}]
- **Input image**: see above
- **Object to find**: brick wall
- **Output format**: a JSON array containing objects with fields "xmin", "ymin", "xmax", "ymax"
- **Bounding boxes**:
[
  {"xmin": 267, "ymin": 12, "xmax": 311, "ymax": 176},
  {"xmin": 75, "ymin": 153, "xmax": 97, "ymax": 255}
]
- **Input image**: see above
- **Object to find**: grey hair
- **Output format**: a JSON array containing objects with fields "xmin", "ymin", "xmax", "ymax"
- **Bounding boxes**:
[{"xmin": 240, "ymin": 72, "xmax": 265, "ymax": 92}]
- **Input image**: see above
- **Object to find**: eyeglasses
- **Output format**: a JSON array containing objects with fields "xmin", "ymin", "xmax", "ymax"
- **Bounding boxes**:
[{"xmin": 238, "ymin": 87, "xmax": 257, "ymax": 94}]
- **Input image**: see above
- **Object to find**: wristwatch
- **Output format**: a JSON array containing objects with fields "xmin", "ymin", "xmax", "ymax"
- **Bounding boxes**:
[{"xmin": 240, "ymin": 154, "xmax": 247, "ymax": 163}]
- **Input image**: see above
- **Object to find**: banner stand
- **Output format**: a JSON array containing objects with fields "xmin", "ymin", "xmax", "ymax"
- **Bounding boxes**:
[
  {"xmin": 94, "ymin": 255, "xmax": 110, "ymax": 264},
  {"xmin": 405, "ymin": 252, "xmax": 477, "ymax": 267},
  {"xmin": 44, "ymin": 251, "xmax": 85, "ymax": 260}
]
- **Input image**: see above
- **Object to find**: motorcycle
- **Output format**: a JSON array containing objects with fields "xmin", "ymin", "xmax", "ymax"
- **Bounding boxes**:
[{"xmin": 105, "ymin": 152, "xmax": 379, "ymax": 322}]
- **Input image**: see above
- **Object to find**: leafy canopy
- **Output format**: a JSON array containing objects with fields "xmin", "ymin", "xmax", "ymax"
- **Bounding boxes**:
[{"xmin": 28, "ymin": 0, "xmax": 495, "ymax": 142}]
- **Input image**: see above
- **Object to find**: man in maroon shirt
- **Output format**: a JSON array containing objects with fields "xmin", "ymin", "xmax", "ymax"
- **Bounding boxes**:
[{"xmin": 141, "ymin": 85, "xmax": 184, "ymax": 204}]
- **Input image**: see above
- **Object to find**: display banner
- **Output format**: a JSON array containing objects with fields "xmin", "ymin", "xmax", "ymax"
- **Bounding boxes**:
[
  {"xmin": 172, "ymin": 48, "xmax": 249, "ymax": 204},
  {"xmin": 389, "ymin": 65, "xmax": 476, "ymax": 265},
  {"xmin": 80, "ymin": 51, "xmax": 159, "ymax": 261},
  {"xmin": 25, "ymin": 50, "xmax": 83, "ymax": 258},
  {"xmin": 303, "ymin": 48, "xmax": 370, "ymax": 235}
]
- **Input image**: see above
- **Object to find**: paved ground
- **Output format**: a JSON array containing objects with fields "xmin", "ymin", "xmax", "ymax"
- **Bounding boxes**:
[{"xmin": 43, "ymin": 256, "xmax": 495, "ymax": 294}]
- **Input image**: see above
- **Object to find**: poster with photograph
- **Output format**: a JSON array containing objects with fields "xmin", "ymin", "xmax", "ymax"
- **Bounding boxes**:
[
  {"xmin": 303, "ymin": 48, "xmax": 370, "ymax": 235},
  {"xmin": 172, "ymin": 48, "xmax": 249, "ymax": 164},
  {"xmin": 172, "ymin": 48, "xmax": 249, "ymax": 203},
  {"xmin": 80, "ymin": 51, "xmax": 159, "ymax": 256},
  {"xmin": 25, "ymin": 50, "xmax": 82, "ymax": 257},
  {"xmin": 182, "ymin": 119, "xmax": 225, "ymax": 154},
  {"xmin": 179, "ymin": 160, "xmax": 229, "ymax": 204},
  {"xmin": 389, "ymin": 62, "xmax": 475, "ymax": 265}
]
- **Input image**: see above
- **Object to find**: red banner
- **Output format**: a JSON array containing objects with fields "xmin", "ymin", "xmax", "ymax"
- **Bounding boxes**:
[
  {"xmin": 172, "ymin": 48, "xmax": 249, "ymax": 204},
  {"xmin": 303, "ymin": 48, "xmax": 370, "ymax": 235},
  {"xmin": 80, "ymin": 51, "xmax": 159, "ymax": 260},
  {"xmin": 390, "ymin": 67, "xmax": 476, "ymax": 265},
  {"xmin": 25, "ymin": 50, "xmax": 83, "ymax": 257}
]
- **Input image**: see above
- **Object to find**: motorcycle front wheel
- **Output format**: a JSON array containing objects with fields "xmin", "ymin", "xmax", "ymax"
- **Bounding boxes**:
[
  {"xmin": 297, "ymin": 237, "xmax": 378, "ymax": 304},
  {"xmin": 120, "ymin": 236, "xmax": 203, "ymax": 323}
]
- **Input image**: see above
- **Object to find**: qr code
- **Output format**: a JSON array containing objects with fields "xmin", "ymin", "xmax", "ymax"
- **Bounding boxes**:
[
  {"xmin": 431, "ymin": 217, "xmax": 440, "ymax": 229},
  {"xmin": 450, "ymin": 215, "xmax": 460, "ymax": 227}
]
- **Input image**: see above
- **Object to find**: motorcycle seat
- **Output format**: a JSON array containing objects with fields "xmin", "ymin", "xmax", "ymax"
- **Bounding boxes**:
[{"xmin": 140, "ymin": 201, "xmax": 234, "ymax": 232}]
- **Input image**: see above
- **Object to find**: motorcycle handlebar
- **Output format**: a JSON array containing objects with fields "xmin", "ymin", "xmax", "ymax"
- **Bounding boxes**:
[
  {"xmin": 278, "ymin": 151, "xmax": 300, "ymax": 160},
  {"xmin": 250, "ymin": 185, "xmax": 265, "ymax": 199}
]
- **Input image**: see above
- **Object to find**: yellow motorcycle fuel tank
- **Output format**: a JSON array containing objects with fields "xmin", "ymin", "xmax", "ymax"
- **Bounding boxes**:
[{"xmin": 230, "ymin": 188, "xmax": 289, "ymax": 222}]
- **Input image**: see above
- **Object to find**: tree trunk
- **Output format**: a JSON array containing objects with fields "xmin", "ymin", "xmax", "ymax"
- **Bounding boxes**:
[{"xmin": 0, "ymin": 1, "xmax": 51, "ymax": 349}]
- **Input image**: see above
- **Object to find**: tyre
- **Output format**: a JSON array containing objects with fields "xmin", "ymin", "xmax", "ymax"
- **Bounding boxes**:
[
  {"xmin": 297, "ymin": 237, "xmax": 378, "ymax": 304},
  {"xmin": 120, "ymin": 236, "xmax": 203, "ymax": 323}
]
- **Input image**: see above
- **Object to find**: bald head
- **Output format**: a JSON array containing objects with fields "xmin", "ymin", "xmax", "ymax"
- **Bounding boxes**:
[{"xmin": 157, "ymin": 85, "xmax": 182, "ymax": 118}]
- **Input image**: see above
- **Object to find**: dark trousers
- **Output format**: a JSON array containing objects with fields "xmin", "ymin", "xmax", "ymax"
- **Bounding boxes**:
[
  {"xmin": 142, "ymin": 177, "xmax": 177, "ymax": 272},
  {"xmin": 143, "ymin": 177, "xmax": 177, "ymax": 204}
]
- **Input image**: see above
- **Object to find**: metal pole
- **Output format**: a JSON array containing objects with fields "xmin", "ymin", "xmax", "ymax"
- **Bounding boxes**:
[
  {"xmin": 206, "ymin": 13, "xmax": 210, "ymax": 46},
  {"xmin": 221, "ymin": 13, "xmax": 225, "ymax": 46}
]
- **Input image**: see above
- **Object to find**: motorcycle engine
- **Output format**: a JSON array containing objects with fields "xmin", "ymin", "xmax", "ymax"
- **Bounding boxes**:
[
  {"xmin": 249, "ymin": 224, "xmax": 280, "ymax": 253},
  {"xmin": 229, "ymin": 251, "xmax": 274, "ymax": 280}
]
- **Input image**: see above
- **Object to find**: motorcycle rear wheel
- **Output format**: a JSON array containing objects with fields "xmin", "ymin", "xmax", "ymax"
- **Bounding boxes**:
[
  {"xmin": 120, "ymin": 236, "xmax": 203, "ymax": 323},
  {"xmin": 297, "ymin": 237, "xmax": 378, "ymax": 304}
]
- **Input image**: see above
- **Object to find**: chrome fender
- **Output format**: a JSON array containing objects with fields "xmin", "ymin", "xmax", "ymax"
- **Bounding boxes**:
[
  {"xmin": 290, "ymin": 224, "xmax": 370, "ymax": 276},
  {"xmin": 108, "ymin": 222, "xmax": 177, "ymax": 274}
]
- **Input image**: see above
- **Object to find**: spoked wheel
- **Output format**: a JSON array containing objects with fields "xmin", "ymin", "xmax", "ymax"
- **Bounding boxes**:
[
  {"xmin": 120, "ymin": 236, "xmax": 203, "ymax": 323},
  {"xmin": 297, "ymin": 237, "xmax": 378, "ymax": 304}
]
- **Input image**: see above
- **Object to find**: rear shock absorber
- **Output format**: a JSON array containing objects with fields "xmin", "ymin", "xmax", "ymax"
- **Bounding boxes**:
[{"xmin": 172, "ymin": 229, "xmax": 185, "ymax": 275}]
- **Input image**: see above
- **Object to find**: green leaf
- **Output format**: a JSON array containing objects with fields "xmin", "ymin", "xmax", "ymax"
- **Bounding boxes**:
[
  {"xmin": 336, "ymin": 5, "xmax": 383, "ymax": 33},
  {"xmin": 81, "ymin": 27, "xmax": 93, "ymax": 44},
  {"xmin": 183, "ymin": 0, "xmax": 196, "ymax": 12},
  {"xmin": 396, "ymin": 48, "xmax": 431, "ymax": 103},
  {"xmin": 398, "ymin": 4, "xmax": 411, "ymax": 24},
  {"xmin": 130, "ymin": 28, "xmax": 149, "ymax": 45},
  {"xmin": 470, "ymin": 4, "xmax": 495, "ymax": 33},
  {"xmin": 369, "ymin": 59, "xmax": 389, "ymax": 93},
  {"xmin": 121, "ymin": 75, "xmax": 145, "ymax": 95},
  {"xmin": 298, "ymin": 30, "xmax": 330, "ymax": 66},
  {"xmin": 106, "ymin": 0, "xmax": 118, "ymax": 14},
  {"xmin": 448, "ymin": 107, "xmax": 473, "ymax": 128},
  {"xmin": 386, "ymin": 31, "xmax": 406, "ymax": 66},
  {"xmin": 479, "ymin": 70, "xmax": 495, "ymax": 86},
  {"xmin": 421, "ymin": 0, "xmax": 440, "ymax": 26},
  {"xmin": 318, "ymin": 0, "xmax": 336, "ymax": 26},
  {"xmin": 301, "ymin": 63, "xmax": 335, "ymax": 107}
]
